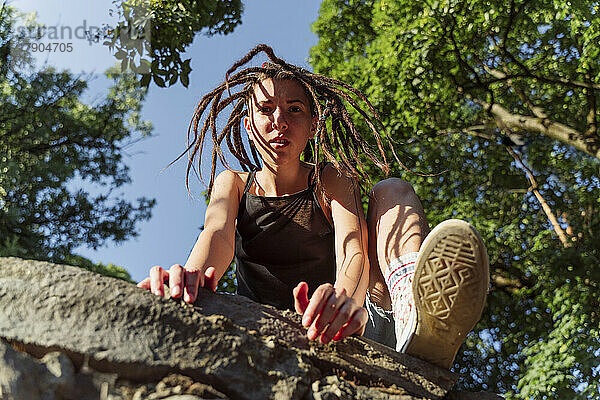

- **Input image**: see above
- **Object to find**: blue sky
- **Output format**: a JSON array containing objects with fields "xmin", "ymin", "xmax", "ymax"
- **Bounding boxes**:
[{"xmin": 14, "ymin": 0, "xmax": 323, "ymax": 281}]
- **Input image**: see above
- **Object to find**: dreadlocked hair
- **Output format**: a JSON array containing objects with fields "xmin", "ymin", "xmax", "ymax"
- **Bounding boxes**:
[{"xmin": 178, "ymin": 43, "xmax": 406, "ymax": 197}]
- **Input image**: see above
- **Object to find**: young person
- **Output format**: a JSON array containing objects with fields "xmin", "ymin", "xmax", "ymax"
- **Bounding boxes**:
[{"xmin": 137, "ymin": 45, "xmax": 489, "ymax": 370}]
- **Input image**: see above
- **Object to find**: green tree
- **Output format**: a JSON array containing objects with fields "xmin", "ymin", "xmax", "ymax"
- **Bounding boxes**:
[
  {"xmin": 311, "ymin": 0, "xmax": 599, "ymax": 398},
  {"xmin": 106, "ymin": 0, "xmax": 243, "ymax": 88},
  {"xmin": 0, "ymin": 5, "xmax": 154, "ymax": 282}
]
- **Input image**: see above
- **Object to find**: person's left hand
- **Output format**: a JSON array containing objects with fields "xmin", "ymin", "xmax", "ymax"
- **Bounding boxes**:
[{"xmin": 293, "ymin": 282, "xmax": 368, "ymax": 344}]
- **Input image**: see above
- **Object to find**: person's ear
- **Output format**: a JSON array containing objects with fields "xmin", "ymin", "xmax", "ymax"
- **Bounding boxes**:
[{"xmin": 244, "ymin": 116, "xmax": 254, "ymax": 141}]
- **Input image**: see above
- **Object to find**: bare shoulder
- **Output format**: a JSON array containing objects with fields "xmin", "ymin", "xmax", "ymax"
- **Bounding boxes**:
[
  {"xmin": 211, "ymin": 169, "xmax": 246, "ymax": 202},
  {"xmin": 320, "ymin": 163, "xmax": 359, "ymax": 200},
  {"xmin": 214, "ymin": 169, "xmax": 246, "ymax": 185},
  {"xmin": 318, "ymin": 163, "xmax": 366, "ymax": 228}
]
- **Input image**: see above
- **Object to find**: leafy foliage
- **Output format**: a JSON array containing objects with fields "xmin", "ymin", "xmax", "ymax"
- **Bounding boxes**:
[
  {"xmin": 217, "ymin": 263, "xmax": 237, "ymax": 294},
  {"xmin": 107, "ymin": 0, "xmax": 243, "ymax": 88},
  {"xmin": 63, "ymin": 254, "xmax": 135, "ymax": 283},
  {"xmin": 0, "ymin": 5, "xmax": 154, "ymax": 281},
  {"xmin": 312, "ymin": 0, "xmax": 600, "ymax": 397}
]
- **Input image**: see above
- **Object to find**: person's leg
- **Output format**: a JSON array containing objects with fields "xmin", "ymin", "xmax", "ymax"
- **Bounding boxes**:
[
  {"xmin": 363, "ymin": 178, "xmax": 428, "ymax": 348},
  {"xmin": 365, "ymin": 178, "xmax": 489, "ymax": 370},
  {"xmin": 366, "ymin": 178, "xmax": 429, "ymax": 310}
]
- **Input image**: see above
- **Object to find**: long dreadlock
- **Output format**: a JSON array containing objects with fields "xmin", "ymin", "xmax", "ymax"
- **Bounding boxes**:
[{"xmin": 176, "ymin": 44, "xmax": 408, "ymax": 197}]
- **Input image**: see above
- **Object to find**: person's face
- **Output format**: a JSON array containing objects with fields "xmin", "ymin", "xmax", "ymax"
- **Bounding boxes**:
[{"xmin": 244, "ymin": 78, "xmax": 316, "ymax": 167}]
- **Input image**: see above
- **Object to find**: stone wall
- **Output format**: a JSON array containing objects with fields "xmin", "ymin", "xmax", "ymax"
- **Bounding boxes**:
[{"xmin": 0, "ymin": 257, "xmax": 501, "ymax": 399}]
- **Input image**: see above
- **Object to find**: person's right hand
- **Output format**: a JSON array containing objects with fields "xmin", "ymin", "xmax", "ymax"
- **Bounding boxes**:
[{"xmin": 137, "ymin": 264, "xmax": 218, "ymax": 303}]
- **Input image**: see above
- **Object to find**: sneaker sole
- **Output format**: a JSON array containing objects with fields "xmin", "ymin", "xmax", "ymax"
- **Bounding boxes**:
[{"xmin": 405, "ymin": 219, "xmax": 489, "ymax": 369}]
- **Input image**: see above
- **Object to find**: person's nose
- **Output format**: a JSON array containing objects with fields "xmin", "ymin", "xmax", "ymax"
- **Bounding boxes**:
[{"xmin": 271, "ymin": 107, "xmax": 288, "ymax": 132}]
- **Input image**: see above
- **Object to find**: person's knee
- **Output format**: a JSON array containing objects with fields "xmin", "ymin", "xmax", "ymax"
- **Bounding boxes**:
[{"xmin": 370, "ymin": 178, "xmax": 416, "ymax": 202}]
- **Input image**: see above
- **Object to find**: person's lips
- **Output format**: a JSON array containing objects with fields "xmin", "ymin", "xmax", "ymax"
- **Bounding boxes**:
[{"xmin": 269, "ymin": 137, "xmax": 289, "ymax": 148}]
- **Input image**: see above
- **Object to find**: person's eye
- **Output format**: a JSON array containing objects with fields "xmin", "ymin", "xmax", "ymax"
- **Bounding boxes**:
[
  {"xmin": 258, "ymin": 106, "xmax": 272, "ymax": 113},
  {"xmin": 289, "ymin": 106, "xmax": 302, "ymax": 112}
]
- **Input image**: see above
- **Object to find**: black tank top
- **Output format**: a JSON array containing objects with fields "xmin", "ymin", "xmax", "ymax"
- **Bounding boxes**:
[{"xmin": 234, "ymin": 166, "xmax": 336, "ymax": 310}]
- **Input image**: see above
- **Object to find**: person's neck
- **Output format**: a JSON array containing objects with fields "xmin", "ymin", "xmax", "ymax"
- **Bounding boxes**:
[{"xmin": 255, "ymin": 161, "xmax": 311, "ymax": 196}]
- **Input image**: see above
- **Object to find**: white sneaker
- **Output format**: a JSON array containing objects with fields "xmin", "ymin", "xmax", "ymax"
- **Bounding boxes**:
[{"xmin": 398, "ymin": 219, "xmax": 489, "ymax": 369}]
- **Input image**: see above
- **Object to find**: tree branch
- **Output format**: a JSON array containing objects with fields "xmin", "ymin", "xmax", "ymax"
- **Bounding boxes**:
[
  {"xmin": 491, "ymin": 37, "xmax": 600, "ymax": 91},
  {"xmin": 584, "ymin": 77, "xmax": 598, "ymax": 147},
  {"xmin": 577, "ymin": 32, "xmax": 600, "ymax": 146},
  {"xmin": 489, "ymin": 259, "xmax": 536, "ymax": 294},
  {"xmin": 491, "ymin": 273, "xmax": 523, "ymax": 294},
  {"xmin": 467, "ymin": 95, "xmax": 600, "ymax": 159},
  {"xmin": 438, "ymin": 11, "xmax": 494, "ymax": 104},
  {"xmin": 485, "ymin": 30, "xmax": 600, "ymax": 91},
  {"xmin": 561, "ymin": 212, "xmax": 575, "ymax": 238},
  {"xmin": 482, "ymin": 65, "xmax": 548, "ymax": 119},
  {"xmin": 504, "ymin": 145, "xmax": 571, "ymax": 248},
  {"xmin": 491, "ymin": 72, "xmax": 600, "ymax": 91},
  {"xmin": 435, "ymin": 124, "xmax": 497, "ymax": 141},
  {"xmin": 501, "ymin": 0, "xmax": 522, "ymax": 48},
  {"xmin": 441, "ymin": 13, "xmax": 492, "ymax": 97}
]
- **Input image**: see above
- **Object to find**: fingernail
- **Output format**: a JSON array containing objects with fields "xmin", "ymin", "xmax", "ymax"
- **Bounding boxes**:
[
  {"xmin": 171, "ymin": 286, "xmax": 181, "ymax": 296},
  {"xmin": 184, "ymin": 293, "xmax": 191, "ymax": 302},
  {"xmin": 308, "ymin": 327, "xmax": 317, "ymax": 339},
  {"xmin": 302, "ymin": 317, "xmax": 309, "ymax": 327}
]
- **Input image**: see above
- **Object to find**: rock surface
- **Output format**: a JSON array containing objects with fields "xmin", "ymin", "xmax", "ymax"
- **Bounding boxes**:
[{"xmin": 0, "ymin": 257, "xmax": 502, "ymax": 399}]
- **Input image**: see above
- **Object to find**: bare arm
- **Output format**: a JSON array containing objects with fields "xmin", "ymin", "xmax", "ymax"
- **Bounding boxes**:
[
  {"xmin": 184, "ymin": 170, "xmax": 241, "ymax": 282},
  {"xmin": 294, "ymin": 165, "xmax": 369, "ymax": 344},
  {"xmin": 138, "ymin": 169, "xmax": 241, "ymax": 302},
  {"xmin": 328, "ymin": 168, "xmax": 369, "ymax": 305}
]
